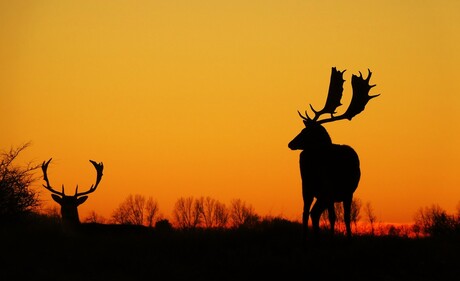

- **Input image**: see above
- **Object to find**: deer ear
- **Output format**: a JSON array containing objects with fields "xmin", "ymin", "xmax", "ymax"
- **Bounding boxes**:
[
  {"xmin": 76, "ymin": 196, "xmax": 88, "ymax": 206},
  {"xmin": 51, "ymin": 194, "xmax": 63, "ymax": 205}
]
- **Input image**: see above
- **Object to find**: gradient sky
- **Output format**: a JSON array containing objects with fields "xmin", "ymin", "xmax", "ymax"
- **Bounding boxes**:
[{"xmin": 2, "ymin": 1, "xmax": 459, "ymax": 224}]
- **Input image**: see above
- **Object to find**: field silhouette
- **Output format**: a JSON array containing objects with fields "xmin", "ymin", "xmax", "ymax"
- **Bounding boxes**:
[{"xmin": 1, "ymin": 217, "xmax": 458, "ymax": 281}]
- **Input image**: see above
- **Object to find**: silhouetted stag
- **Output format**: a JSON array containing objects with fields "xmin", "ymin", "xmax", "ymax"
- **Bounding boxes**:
[
  {"xmin": 42, "ymin": 158, "xmax": 103, "ymax": 230},
  {"xmin": 288, "ymin": 67, "xmax": 379, "ymax": 239}
]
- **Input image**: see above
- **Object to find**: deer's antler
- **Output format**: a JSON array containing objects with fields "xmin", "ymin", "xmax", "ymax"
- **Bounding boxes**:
[
  {"xmin": 74, "ymin": 160, "xmax": 104, "ymax": 197},
  {"xmin": 42, "ymin": 158, "xmax": 66, "ymax": 196},
  {"xmin": 298, "ymin": 67, "xmax": 346, "ymax": 122},
  {"xmin": 299, "ymin": 67, "xmax": 379, "ymax": 124},
  {"xmin": 42, "ymin": 158, "xmax": 104, "ymax": 197},
  {"xmin": 339, "ymin": 69, "xmax": 380, "ymax": 122}
]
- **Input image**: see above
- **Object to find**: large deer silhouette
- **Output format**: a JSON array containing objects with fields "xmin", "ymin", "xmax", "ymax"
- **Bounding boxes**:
[
  {"xmin": 42, "ymin": 158, "xmax": 103, "ymax": 229},
  {"xmin": 288, "ymin": 67, "xmax": 379, "ymax": 238}
]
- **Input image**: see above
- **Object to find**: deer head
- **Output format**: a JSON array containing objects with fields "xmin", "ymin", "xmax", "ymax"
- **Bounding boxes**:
[
  {"xmin": 42, "ymin": 158, "xmax": 104, "ymax": 226},
  {"xmin": 289, "ymin": 67, "xmax": 379, "ymax": 150}
]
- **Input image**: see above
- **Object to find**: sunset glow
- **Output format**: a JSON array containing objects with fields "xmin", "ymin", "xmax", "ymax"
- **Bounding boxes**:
[{"xmin": 2, "ymin": 1, "xmax": 459, "ymax": 224}]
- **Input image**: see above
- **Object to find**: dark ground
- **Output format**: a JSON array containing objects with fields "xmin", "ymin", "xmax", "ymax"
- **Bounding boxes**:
[{"xmin": 1, "ymin": 219, "xmax": 459, "ymax": 281}]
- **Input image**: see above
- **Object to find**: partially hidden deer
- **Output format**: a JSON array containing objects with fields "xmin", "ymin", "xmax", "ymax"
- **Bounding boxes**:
[
  {"xmin": 42, "ymin": 158, "xmax": 103, "ymax": 230},
  {"xmin": 288, "ymin": 67, "xmax": 379, "ymax": 239}
]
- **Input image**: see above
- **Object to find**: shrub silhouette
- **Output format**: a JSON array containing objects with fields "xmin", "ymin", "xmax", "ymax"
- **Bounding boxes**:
[
  {"xmin": 0, "ymin": 142, "xmax": 40, "ymax": 223},
  {"xmin": 414, "ymin": 204, "xmax": 460, "ymax": 237}
]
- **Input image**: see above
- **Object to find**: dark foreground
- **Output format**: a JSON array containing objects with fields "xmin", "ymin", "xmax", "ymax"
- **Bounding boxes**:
[{"xmin": 1, "ymin": 220, "xmax": 459, "ymax": 281}]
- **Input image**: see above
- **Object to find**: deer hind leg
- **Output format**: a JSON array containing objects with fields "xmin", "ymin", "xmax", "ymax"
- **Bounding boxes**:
[{"xmin": 343, "ymin": 196, "xmax": 353, "ymax": 238}]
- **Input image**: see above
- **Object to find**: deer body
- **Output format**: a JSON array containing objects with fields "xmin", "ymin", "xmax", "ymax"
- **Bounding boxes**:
[
  {"xmin": 289, "ymin": 122, "xmax": 360, "ymax": 237},
  {"xmin": 289, "ymin": 67, "xmax": 378, "ymax": 239}
]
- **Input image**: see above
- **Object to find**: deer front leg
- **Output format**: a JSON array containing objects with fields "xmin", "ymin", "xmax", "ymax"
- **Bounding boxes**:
[{"xmin": 303, "ymin": 194, "xmax": 314, "ymax": 240}]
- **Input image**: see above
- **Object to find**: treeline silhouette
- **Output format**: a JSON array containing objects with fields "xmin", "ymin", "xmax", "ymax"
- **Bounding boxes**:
[
  {"xmin": 1, "ymin": 143, "xmax": 460, "ymax": 239},
  {"xmin": 40, "ymin": 193, "xmax": 460, "ymax": 238}
]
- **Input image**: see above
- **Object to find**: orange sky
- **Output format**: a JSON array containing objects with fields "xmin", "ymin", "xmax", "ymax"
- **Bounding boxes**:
[{"xmin": 1, "ymin": 1, "xmax": 459, "ymax": 224}]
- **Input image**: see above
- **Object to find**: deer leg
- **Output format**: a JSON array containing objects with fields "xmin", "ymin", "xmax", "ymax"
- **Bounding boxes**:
[
  {"xmin": 303, "ymin": 195, "xmax": 314, "ymax": 239},
  {"xmin": 343, "ymin": 196, "xmax": 352, "ymax": 238},
  {"xmin": 311, "ymin": 199, "xmax": 326, "ymax": 237}
]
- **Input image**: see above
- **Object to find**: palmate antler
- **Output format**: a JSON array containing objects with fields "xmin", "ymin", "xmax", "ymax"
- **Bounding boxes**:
[
  {"xmin": 298, "ymin": 67, "xmax": 379, "ymax": 124},
  {"xmin": 41, "ymin": 158, "xmax": 104, "ymax": 197}
]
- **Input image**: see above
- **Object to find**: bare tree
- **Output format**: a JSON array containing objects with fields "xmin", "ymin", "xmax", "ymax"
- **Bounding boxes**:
[
  {"xmin": 194, "ymin": 196, "xmax": 205, "ymax": 225},
  {"xmin": 230, "ymin": 198, "xmax": 259, "ymax": 228},
  {"xmin": 84, "ymin": 210, "xmax": 106, "ymax": 223},
  {"xmin": 364, "ymin": 201, "xmax": 377, "ymax": 235},
  {"xmin": 131, "ymin": 194, "xmax": 145, "ymax": 225},
  {"xmin": 414, "ymin": 204, "xmax": 457, "ymax": 237},
  {"xmin": 112, "ymin": 200, "xmax": 131, "ymax": 224},
  {"xmin": 412, "ymin": 222, "xmax": 422, "ymax": 238},
  {"xmin": 214, "ymin": 200, "xmax": 229, "ymax": 228},
  {"xmin": 318, "ymin": 203, "xmax": 337, "ymax": 231},
  {"xmin": 198, "ymin": 196, "xmax": 215, "ymax": 228},
  {"xmin": 173, "ymin": 196, "xmax": 202, "ymax": 229},
  {"xmin": 320, "ymin": 208, "xmax": 329, "ymax": 229},
  {"xmin": 318, "ymin": 198, "xmax": 361, "ymax": 235},
  {"xmin": 195, "ymin": 196, "xmax": 230, "ymax": 228},
  {"xmin": 0, "ymin": 142, "xmax": 40, "ymax": 222},
  {"xmin": 112, "ymin": 194, "xmax": 159, "ymax": 226},
  {"xmin": 121, "ymin": 194, "xmax": 144, "ymax": 225},
  {"xmin": 351, "ymin": 197, "xmax": 362, "ymax": 232},
  {"xmin": 334, "ymin": 202, "xmax": 345, "ymax": 234},
  {"xmin": 145, "ymin": 197, "xmax": 159, "ymax": 227}
]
